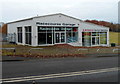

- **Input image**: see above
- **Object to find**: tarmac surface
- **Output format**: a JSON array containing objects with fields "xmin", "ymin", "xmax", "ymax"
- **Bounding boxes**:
[
  {"xmin": 2, "ymin": 56, "xmax": 118, "ymax": 79},
  {"xmin": 1, "ymin": 53, "xmax": 119, "ymax": 62}
]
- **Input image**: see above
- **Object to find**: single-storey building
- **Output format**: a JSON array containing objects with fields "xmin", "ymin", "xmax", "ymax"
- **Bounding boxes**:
[{"xmin": 7, "ymin": 13, "xmax": 109, "ymax": 46}]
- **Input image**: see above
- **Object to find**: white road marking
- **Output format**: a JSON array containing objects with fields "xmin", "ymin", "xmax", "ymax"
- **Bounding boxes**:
[{"xmin": 1, "ymin": 67, "xmax": 119, "ymax": 83}]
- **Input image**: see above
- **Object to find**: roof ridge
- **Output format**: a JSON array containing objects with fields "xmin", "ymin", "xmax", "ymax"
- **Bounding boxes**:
[{"xmin": 7, "ymin": 13, "xmax": 82, "ymax": 24}]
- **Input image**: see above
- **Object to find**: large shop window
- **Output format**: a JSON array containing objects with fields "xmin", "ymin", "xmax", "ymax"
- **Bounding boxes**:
[
  {"xmin": 82, "ymin": 32, "xmax": 107, "ymax": 46},
  {"xmin": 38, "ymin": 26, "xmax": 53, "ymax": 45},
  {"xmin": 17, "ymin": 27, "xmax": 22, "ymax": 43},
  {"xmin": 25, "ymin": 26, "xmax": 32, "ymax": 45},
  {"xmin": 100, "ymin": 32, "xmax": 107, "ymax": 44},
  {"xmin": 82, "ymin": 32, "xmax": 91, "ymax": 46},
  {"xmin": 66, "ymin": 27, "xmax": 78, "ymax": 43},
  {"xmin": 38, "ymin": 26, "xmax": 78, "ymax": 45}
]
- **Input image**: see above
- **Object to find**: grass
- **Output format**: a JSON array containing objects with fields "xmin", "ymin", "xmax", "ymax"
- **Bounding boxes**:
[
  {"xmin": 1, "ymin": 43, "xmax": 119, "ymax": 58},
  {"xmin": 109, "ymin": 32, "xmax": 120, "ymax": 45}
]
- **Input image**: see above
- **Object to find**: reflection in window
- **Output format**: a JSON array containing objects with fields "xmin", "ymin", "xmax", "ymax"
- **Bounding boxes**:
[
  {"xmin": 100, "ymin": 32, "xmax": 107, "ymax": 44},
  {"xmin": 37, "ymin": 26, "xmax": 78, "ymax": 45},
  {"xmin": 25, "ymin": 26, "xmax": 32, "ymax": 45},
  {"xmin": 82, "ymin": 32, "xmax": 91, "ymax": 46},
  {"xmin": 92, "ymin": 32, "xmax": 99, "ymax": 36},
  {"xmin": 38, "ymin": 26, "xmax": 53, "ymax": 44},
  {"xmin": 66, "ymin": 27, "xmax": 78, "ymax": 43}
]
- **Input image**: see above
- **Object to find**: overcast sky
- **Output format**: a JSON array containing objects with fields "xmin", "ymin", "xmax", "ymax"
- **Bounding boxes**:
[{"xmin": 0, "ymin": 0, "xmax": 119, "ymax": 23}]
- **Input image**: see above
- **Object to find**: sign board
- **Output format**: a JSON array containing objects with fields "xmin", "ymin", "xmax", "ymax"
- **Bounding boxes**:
[
  {"xmin": 38, "ymin": 27, "xmax": 73, "ymax": 31},
  {"xmin": 36, "ymin": 22, "xmax": 76, "ymax": 27},
  {"xmin": 82, "ymin": 29, "xmax": 108, "ymax": 32}
]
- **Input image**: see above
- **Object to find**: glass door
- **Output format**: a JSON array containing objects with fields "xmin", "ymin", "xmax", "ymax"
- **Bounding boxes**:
[
  {"xmin": 55, "ymin": 33, "xmax": 60, "ymax": 43},
  {"xmin": 61, "ymin": 33, "xmax": 65, "ymax": 43},
  {"xmin": 92, "ymin": 36, "xmax": 99, "ymax": 46},
  {"xmin": 55, "ymin": 32, "xmax": 65, "ymax": 44}
]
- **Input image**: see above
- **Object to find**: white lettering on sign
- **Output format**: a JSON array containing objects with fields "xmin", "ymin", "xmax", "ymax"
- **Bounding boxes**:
[{"xmin": 38, "ymin": 27, "xmax": 73, "ymax": 31}]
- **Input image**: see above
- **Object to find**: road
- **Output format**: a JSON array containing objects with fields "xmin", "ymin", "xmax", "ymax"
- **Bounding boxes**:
[{"xmin": 2, "ymin": 56, "xmax": 119, "ymax": 83}]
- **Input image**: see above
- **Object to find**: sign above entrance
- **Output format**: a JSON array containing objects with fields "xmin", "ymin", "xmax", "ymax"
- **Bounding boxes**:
[
  {"xmin": 38, "ymin": 27, "xmax": 73, "ymax": 31},
  {"xmin": 36, "ymin": 22, "xmax": 76, "ymax": 27}
]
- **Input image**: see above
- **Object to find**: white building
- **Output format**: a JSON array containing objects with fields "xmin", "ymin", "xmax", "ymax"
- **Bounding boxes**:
[{"xmin": 7, "ymin": 13, "xmax": 109, "ymax": 46}]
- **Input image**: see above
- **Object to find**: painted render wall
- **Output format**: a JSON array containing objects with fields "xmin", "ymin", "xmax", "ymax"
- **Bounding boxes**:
[{"xmin": 7, "ymin": 19, "xmax": 34, "ymax": 45}]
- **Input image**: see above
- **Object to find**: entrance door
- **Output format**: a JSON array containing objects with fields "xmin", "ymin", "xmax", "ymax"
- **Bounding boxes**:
[
  {"xmin": 55, "ymin": 32, "xmax": 65, "ymax": 44},
  {"xmin": 92, "ymin": 37, "xmax": 99, "ymax": 46}
]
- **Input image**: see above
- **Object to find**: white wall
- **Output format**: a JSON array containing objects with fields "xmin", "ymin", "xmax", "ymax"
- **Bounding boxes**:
[{"xmin": 7, "ymin": 19, "xmax": 34, "ymax": 45}]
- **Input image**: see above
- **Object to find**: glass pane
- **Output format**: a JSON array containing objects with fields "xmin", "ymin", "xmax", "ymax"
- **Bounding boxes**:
[
  {"xmin": 73, "ymin": 27, "xmax": 78, "ymax": 32},
  {"xmin": 17, "ymin": 27, "xmax": 22, "ymax": 43},
  {"xmin": 38, "ymin": 26, "xmax": 46, "ymax": 32},
  {"xmin": 92, "ymin": 37, "xmax": 95, "ymax": 45},
  {"xmin": 29, "ymin": 33, "xmax": 31, "ymax": 45},
  {"xmin": 25, "ymin": 26, "xmax": 32, "ymax": 45},
  {"xmin": 96, "ymin": 37, "xmax": 99, "ymax": 45},
  {"xmin": 82, "ymin": 32, "xmax": 91, "ymax": 46},
  {"xmin": 18, "ymin": 33, "xmax": 22, "ymax": 43},
  {"xmin": 61, "ymin": 33, "xmax": 65, "ymax": 43},
  {"xmin": 47, "ymin": 27, "xmax": 52, "ymax": 32},
  {"xmin": 84, "ymin": 36, "xmax": 91, "ymax": 46},
  {"xmin": 47, "ymin": 33, "xmax": 52, "ymax": 44},
  {"xmin": 66, "ymin": 32, "xmax": 72, "ymax": 43},
  {"xmin": 92, "ymin": 32, "xmax": 96, "ymax": 36},
  {"xmin": 38, "ymin": 33, "xmax": 46, "ymax": 44},
  {"xmin": 55, "ymin": 33, "xmax": 60, "ymax": 43},
  {"xmin": 54, "ymin": 27, "xmax": 65, "ymax": 31},
  {"xmin": 25, "ymin": 33, "xmax": 28, "ymax": 44},
  {"xmin": 29, "ymin": 27, "xmax": 31, "ymax": 32},
  {"xmin": 66, "ymin": 27, "xmax": 72, "ymax": 31},
  {"xmin": 73, "ymin": 32, "xmax": 78, "ymax": 42},
  {"xmin": 100, "ymin": 32, "xmax": 107, "ymax": 44}
]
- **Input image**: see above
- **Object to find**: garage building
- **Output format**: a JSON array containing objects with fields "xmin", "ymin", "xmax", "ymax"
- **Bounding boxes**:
[{"xmin": 7, "ymin": 13, "xmax": 109, "ymax": 47}]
